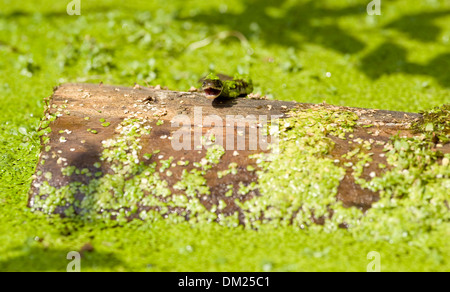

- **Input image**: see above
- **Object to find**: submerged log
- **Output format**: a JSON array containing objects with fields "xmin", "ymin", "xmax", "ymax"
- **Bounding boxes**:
[{"xmin": 28, "ymin": 83, "xmax": 449, "ymax": 223}]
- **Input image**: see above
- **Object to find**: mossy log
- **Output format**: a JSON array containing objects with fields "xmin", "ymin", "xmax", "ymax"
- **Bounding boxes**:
[{"xmin": 29, "ymin": 83, "xmax": 449, "ymax": 226}]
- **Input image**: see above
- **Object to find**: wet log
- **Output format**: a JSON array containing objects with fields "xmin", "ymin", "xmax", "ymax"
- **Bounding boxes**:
[{"xmin": 28, "ymin": 83, "xmax": 449, "ymax": 222}]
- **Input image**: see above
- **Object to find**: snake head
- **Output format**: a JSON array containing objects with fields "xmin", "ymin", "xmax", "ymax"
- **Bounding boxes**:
[{"xmin": 202, "ymin": 78, "xmax": 223, "ymax": 99}]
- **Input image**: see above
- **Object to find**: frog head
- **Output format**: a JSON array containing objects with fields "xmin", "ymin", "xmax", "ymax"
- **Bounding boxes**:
[{"xmin": 202, "ymin": 77, "xmax": 223, "ymax": 99}]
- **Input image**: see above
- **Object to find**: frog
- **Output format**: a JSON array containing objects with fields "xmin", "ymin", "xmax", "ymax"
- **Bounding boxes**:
[{"xmin": 200, "ymin": 73, "xmax": 253, "ymax": 100}]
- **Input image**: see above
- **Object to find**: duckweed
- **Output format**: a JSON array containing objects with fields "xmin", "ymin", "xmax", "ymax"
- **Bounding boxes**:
[
  {"xmin": 351, "ymin": 135, "xmax": 450, "ymax": 242},
  {"xmin": 31, "ymin": 105, "xmax": 449, "ymax": 245},
  {"xmin": 237, "ymin": 182, "xmax": 257, "ymax": 195},
  {"xmin": 61, "ymin": 166, "xmax": 76, "ymax": 176},
  {"xmin": 241, "ymin": 108, "xmax": 356, "ymax": 230},
  {"xmin": 217, "ymin": 162, "xmax": 238, "ymax": 178},
  {"xmin": 245, "ymin": 107, "xmax": 448, "ymax": 243},
  {"xmin": 205, "ymin": 144, "xmax": 226, "ymax": 165},
  {"xmin": 33, "ymin": 118, "xmax": 223, "ymax": 224},
  {"xmin": 246, "ymin": 165, "xmax": 255, "ymax": 172},
  {"xmin": 2, "ymin": 0, "xmax": 450, "ymax": 271},
  {"xmin": 174, "ymin": 169, "xmax": 210, "ymax": 197},
  {"xmin": 412, "ymin": 104, "xmax": 450, "ymax": 144}
]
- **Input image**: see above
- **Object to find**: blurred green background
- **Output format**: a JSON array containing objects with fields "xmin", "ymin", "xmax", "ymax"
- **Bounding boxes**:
[{"xmin": 0, "ymin": 0, "xmax": 448, "ymax": 271}]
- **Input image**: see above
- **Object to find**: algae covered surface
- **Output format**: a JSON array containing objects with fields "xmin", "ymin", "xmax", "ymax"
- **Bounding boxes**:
[{"xmin": 0, "ymin": 0, "xmax": 449, "ymax": 271}]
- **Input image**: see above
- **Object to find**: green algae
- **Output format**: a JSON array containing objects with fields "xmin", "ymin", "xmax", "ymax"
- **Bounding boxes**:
[
  {"xmin": 33, "ymin": 118, "xmax": 223, "ymax": 224},
  {"xmin": 219, "ymin": 77, "xmax": 254, "ymax": 98},
  {"xmin": 174, "ymin": 169, "xmax": 210, "ymax": 197},
  {"xmin": 159, "ymin": 157, "xmax": 174, "ymax": 172},
  {"xmin": 217, "ymin": 162, "xmax": 238, "ymax": 178},
  {"xmin": 204, "ymin": 73, "xmax": 221, "ymax": 81},
  {"xmin": 2, "ymin": 0, "xmax": 450, "ymax": 271},
  {"xmin": 205, "ymin": 144, "xmax": 226, "ymax": 165},
  {"xmin": 237, "ymin": 182, "xmax": 257, "ymax": 195},
  {"xmin": 351, "ymin": 135, "xmax": 450, "ymax": 243},
  {"xmin": 32, "ymin": 106, "xmax": 449, "ymax": 247},
  {"xmin": 241, "ymin": 108, "xmax": 358, "ymax": 230},
  {"xmin": 412, "ymin": 104, "xmax": 450, "ymax": 144},
  {"xmin": 244, "ymin": 106, "xmax": 448, "ymax": 243}
]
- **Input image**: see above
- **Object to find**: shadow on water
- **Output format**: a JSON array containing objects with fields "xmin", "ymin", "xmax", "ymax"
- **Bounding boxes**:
[
  {"xmin": 359, "ymin": 41, "xmax": 450, "ymax": 87},
  {"xmin": 385, "ymin": 10, "xmax": 450, "ymax": 43},
  {"xmin": 186, "ymin": 0, "xmax": 450, "ymax": 87},
  {"xmin": 358, "ymin": 9, "xmax": 450, "ymax": 87},
  {"xmin": 0, "ymin": 246, "xmax": 125, "ymax": 271},
  {"xmin": 184, "ymin": 0, "xmax": 366, "ymax": 54},
  {"xmin": 0, "ymin": 6, "xmax": 114, "ymax": 19},
  {"xmin": 4, "ymin": 1, "xmax": 450, "ymax": 88}
]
